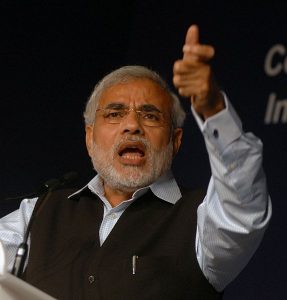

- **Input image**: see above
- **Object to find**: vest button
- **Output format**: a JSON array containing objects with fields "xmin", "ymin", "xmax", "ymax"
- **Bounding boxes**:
[
  {"xmin": 88, "ymin": 275, "xmax": 95, "ymax": 284},
  {"xmin": 213, "ymin": 129, "xmax": 219, "ymax": 138}
]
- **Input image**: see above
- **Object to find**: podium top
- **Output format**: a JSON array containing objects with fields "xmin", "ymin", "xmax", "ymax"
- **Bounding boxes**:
[
  {"xmin": 0, "ymin": 240, "xmax": 7, "ymax": 275},
  {"xmin": 0, "ymin": 240, "xmax": 56, "ymax": 300}
]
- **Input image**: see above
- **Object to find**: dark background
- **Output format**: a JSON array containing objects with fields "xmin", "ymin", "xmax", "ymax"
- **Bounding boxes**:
[{"xmin": 1, "ymin": 1, "xmax": 286, "ymax": 299}]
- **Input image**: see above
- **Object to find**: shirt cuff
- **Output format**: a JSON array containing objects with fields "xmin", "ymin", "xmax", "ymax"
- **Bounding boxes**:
[{"xmin": 191, "ymin": 93, "xmax": 243, "ymax": 154}]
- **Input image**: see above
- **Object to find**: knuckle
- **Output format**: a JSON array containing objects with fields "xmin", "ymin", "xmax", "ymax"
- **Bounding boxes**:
[
  {"xmin": 173, "ymin": 75, "xmax": 180, "ymax": 86},
  {"xmin": 173, "ymin": 60, "xmax": 182, "ymax": 72},
  {"xmin": 209, "ymin": 46, "xmax": 215, "ymax": 58},
  {"xmin": 178, "ymin": 88, "xmax": 186, "ymax": 96}
]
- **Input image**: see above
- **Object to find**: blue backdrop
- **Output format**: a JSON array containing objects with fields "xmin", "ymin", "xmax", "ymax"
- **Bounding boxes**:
[{"xmin": 1, "ymin": 1, "xmax": 286, "ymax": 299}]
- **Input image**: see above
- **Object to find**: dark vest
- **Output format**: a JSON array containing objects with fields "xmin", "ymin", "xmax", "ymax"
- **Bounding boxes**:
[{"xmin": 23, "ymin": 187, "xmax": 223, "ymax": 300}]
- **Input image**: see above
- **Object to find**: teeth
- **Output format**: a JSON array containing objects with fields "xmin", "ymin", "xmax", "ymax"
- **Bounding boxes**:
[
  {"xmin": 122, "ymin": 153, "xmax": 142, "ymax": 159},
  {"xmin": 119, "ymin": 147, "xmax": 144, "ymax": 157}
]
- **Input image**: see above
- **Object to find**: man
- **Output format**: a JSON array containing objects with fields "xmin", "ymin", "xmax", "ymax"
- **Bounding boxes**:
[{"xmin": 0, "ymin": 25, "xmax": 271, "ymax": 299}]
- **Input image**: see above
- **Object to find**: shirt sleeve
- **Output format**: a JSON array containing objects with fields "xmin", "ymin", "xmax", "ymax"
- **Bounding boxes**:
[
  {"xmin": 0, "ymin": 198, "xmax": 37, "ymax": 271},
  {"xmin": 192, "ymin": 94, "xmax": 272, "ymax": 291}
]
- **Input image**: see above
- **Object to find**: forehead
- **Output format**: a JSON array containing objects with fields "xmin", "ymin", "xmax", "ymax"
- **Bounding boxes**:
[{"xmin": 98, "ymin": 79, "xmax": 173, "ymax": 112}]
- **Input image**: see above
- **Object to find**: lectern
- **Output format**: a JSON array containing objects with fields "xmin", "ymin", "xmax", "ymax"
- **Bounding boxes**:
[{"xmin": 0, "ymin": 241, "xmax": 56, "ymax": 300}]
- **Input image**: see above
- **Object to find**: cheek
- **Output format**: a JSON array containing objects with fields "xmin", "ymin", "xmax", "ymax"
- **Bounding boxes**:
[
  {"xmin": 146, "ymin": 130, "xmax": 171, "ymax": 150},
  {"xmin": 92, "ymin": 125, "xmax": 118, "ymax": 148}
]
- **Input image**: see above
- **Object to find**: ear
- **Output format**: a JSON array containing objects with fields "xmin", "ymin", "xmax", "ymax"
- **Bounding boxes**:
[
  {"xmin": 85, "ymin": 125, "xmax": 94, "ymax": 158},
  {"xmin": 172, "ymin": 128, "xmax": 183, "ymax": 156}
]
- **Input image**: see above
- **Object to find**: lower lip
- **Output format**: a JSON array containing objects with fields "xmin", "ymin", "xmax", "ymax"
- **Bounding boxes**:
[{"xmin": 118, "ymin": 153, "xmax": 146, "ymax": 165}]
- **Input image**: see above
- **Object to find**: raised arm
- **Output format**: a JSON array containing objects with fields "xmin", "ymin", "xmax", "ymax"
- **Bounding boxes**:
[{"xmin": 173, "ymin": 25, "xmax": 272, "ymax": 291}]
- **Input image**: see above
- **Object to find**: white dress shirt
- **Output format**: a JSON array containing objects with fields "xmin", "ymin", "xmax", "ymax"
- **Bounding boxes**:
[{"xmin": 0, "ymin": 96, "xmax": 272, "ymax": 292}]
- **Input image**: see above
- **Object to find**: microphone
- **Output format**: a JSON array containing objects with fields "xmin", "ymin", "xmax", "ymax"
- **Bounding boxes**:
[{"xmin": 11, "ymin": 171, "xmax": 78, "ymax": 277}]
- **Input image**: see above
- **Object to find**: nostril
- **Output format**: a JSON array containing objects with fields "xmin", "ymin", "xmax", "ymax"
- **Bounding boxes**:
[
  {"xmin": 123, "ymin": 128, "xmax": 142, "ymax": 134},
  {"xmin": 134, "ymin": 129, "xmax": 142, "ymax": 134}
]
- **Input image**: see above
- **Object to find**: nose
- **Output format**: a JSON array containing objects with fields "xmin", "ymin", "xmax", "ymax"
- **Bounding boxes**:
[{"xmin": 121, "ymin": 110, "xmax": 144, "ymax": 135}]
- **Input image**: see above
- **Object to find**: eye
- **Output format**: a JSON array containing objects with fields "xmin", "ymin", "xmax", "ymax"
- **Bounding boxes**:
[
  {"xmin": 104, "ymin": 110, "xmax": 125, "ymax": 119},
  {"xmin": 141, "ymin": 112, "xmax": 160, "ymax": 121}
]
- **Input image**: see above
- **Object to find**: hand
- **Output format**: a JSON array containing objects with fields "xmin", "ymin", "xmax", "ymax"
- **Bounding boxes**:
[{"xmin": 173, "ymin": 25, "xmax": 225, "ymax": 120}]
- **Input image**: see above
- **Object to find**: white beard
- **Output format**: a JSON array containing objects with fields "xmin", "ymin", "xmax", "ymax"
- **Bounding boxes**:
[{"xmin": 90, "ymin": 135, "xmax": 173, "ymax": 193}]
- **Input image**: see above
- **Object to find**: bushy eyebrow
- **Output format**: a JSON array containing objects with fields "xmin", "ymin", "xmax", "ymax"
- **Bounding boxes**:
[
  {"xmin": 104, "ymin": 103, "xmax": 128, "ymax": 110},
  {"xmin": 103, "ymin": 103, "xmax": 162, "ymax": 113},
  {"xmin": 138, "ymin": 104, "xmax": 161, "ymax": 113}
]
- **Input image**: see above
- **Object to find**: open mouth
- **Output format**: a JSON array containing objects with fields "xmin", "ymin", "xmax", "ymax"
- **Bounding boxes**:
[{"xmin": 117, "ymin": 142, "xmax": 146, "ymax": 162}]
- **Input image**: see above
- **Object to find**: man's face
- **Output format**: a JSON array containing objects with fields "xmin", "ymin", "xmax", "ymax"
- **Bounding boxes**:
[{"xmin": 86, "ymin": 79, "xmax": 182, "ymax": 193}]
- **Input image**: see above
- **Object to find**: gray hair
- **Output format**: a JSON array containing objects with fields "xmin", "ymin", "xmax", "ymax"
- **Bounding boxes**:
[{"xmin": 83, "ymin": 65, "xmax": 186, "ymax": 128}]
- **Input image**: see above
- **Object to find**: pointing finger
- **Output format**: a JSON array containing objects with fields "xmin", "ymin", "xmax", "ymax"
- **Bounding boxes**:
[
  {"xmin": 183, "ymin": 25, "xmax": 199, "ymax": 61},
  {"xmin": 185, "ymin": 24, "xmax": 199, "ymax": 46}
]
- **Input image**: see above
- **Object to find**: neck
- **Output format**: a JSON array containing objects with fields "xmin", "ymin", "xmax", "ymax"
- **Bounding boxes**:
[{"xmin": 103, "ymin": 182, "xmax": 135, "ymax": 207}]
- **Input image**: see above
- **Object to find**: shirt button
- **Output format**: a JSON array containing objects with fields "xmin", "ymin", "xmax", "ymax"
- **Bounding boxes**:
[
  {"xmin": 111, "ymin": 213, "xmax": 117, "ymax": 219},
  {"xmin": 228, "ymin": 162, "xmax": 237, "ymax": 171},
  {"xmin": 88, "ymin": 275, "xmax": 95, "ymax": 284}
]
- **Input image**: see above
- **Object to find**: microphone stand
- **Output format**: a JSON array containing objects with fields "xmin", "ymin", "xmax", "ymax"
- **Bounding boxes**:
[
  {"xmin": 11, "ymin": 179, "xmax": 60, "ymax": 277},
  {"xmin": 10, "ymin": 171, "xmax": 78, "ymax": 278}
]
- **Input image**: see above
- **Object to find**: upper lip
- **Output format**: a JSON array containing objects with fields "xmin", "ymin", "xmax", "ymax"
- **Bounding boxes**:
[{"xmin": 117, "ymin": 141, "xmax": 146, "ymax": 156}]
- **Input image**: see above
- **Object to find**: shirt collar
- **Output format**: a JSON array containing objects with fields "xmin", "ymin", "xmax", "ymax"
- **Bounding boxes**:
[{"xmin": 68, "ymin": 169, "xmax": 182, "ymax": 205}]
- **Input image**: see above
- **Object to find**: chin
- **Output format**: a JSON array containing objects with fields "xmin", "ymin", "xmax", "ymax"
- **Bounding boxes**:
[{"xmin": 104, "ymin": 168, "xmax": 156, "ymax": 191}]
